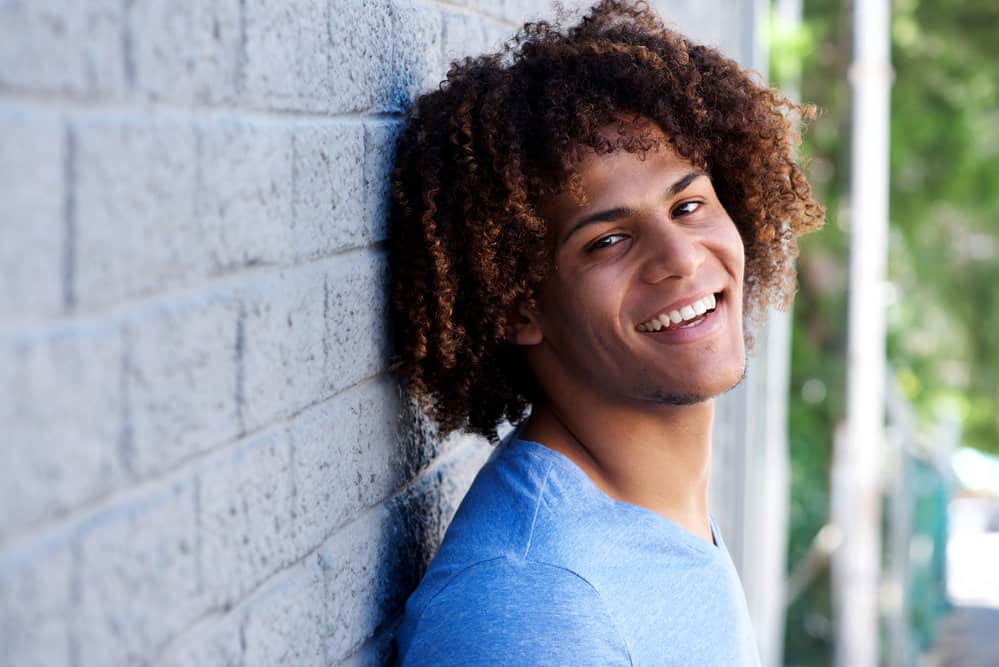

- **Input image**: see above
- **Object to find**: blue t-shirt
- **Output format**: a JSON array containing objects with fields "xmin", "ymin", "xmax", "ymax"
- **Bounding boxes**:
[{"xmin": 395, "ymin": 436, "xmax": 762, "ymax": 666}]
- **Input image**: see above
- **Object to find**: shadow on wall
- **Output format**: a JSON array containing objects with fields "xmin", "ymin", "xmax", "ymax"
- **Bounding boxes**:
[
  {"xmin": 366, "ymin": 390, "xmax": 476, "ymax": 664},
  {"xmin": 0, "ymin": 0, "xmax": 511, "ymax": 664}
]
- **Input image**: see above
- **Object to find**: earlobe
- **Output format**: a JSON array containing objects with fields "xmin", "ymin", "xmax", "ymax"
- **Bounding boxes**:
[{"xmin": 508, "ymin": 302, "xmax": 544, "ymax": 346}]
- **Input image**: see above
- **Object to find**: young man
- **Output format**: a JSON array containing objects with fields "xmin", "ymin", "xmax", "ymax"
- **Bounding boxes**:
[{"xmin": 388, "ymin": 1, "xmax": 824, "ymax": 664}]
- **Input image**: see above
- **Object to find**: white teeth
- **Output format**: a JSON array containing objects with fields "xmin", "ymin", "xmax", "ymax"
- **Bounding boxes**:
[{"xmin": 637, "ymin": 293, "xmax": 720, "ymax": 332}]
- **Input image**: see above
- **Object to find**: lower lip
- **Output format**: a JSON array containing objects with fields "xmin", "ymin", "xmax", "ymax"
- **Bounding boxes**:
[{"xmin": 640, "ymin": 296, "xmax": 727, "ymax": 345}]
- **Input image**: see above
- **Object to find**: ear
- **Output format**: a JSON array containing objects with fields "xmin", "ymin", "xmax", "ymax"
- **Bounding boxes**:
[{"xmin": 508, "ymin": 299, "xmax": 543, "ymax": 346}]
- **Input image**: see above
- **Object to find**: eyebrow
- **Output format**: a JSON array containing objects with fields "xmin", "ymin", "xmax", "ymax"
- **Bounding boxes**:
[{"xmin": 560, "ymin": 171, "xmax": 708, "ymax": 245}]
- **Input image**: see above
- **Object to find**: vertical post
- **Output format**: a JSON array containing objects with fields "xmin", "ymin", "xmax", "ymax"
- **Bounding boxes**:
[
  {"xmin": 885, "ymin": 385, "xmax": 915, "ymax": 667},
  {"xmin": 763, "ymin": 2, "xmax": 802, "ymax": 665},
  {"xmin": 833, "ymin": 0, "xmax": 892, "ymax": 666}
]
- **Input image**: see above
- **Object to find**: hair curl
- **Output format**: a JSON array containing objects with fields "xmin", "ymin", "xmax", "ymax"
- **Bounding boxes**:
[{"xmin": 388, "ymin": 0, "xmax": 824, "ymax": 442}]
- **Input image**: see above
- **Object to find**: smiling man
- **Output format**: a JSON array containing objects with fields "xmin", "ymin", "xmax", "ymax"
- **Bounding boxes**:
[{"xmin": 389, "ymin": 1, "xmax": 823, "ymax": 665}]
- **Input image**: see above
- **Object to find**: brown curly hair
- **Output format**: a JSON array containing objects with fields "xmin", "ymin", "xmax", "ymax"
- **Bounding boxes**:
[{"xmin": 388, "ymin": 0, "xmax": 824, "ymax": 442}]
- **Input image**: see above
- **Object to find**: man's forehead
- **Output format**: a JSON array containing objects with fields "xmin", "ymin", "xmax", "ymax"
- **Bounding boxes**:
[{"xmin": 543, "ymin": 137, "xmax": 696, "ymax": 212}]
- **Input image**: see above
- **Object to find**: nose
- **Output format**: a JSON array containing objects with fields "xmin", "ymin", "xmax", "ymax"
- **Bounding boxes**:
[{"xmin": 637, "ymin": 214, "xmax": 706, "ymax": 284}]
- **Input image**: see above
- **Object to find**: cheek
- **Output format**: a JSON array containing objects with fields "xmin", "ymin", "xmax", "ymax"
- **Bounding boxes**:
[
  {"xmin": 538, "ymin": 271, "xmax": 622, "ymax": 338},
  {"xmin": 720, "ymin": 224, "xmax": 746, "ymax": 280}
]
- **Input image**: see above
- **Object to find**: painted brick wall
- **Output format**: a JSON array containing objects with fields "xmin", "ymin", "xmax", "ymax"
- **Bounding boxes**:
[{"xmin": 0, "ymin": 1, "xmax": 761, "ymax": 665}]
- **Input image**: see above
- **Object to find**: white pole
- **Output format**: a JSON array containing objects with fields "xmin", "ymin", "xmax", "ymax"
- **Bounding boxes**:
[
  {"xmin": 761, "ymin": 3, "xmax": 801, "ymax": 666},
  {"xmin": 834, "ymin": 0, "xmax": 892, "ymax": 665}
]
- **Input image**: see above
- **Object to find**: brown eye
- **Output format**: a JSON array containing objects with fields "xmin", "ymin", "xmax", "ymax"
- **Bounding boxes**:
[
  {"xmin": 672, "ymin": 201, "xmax": 702, "ymax": 217},
  {"xmin": 587, "ymin": 234, "xmax": 627, "ymax": 252}
]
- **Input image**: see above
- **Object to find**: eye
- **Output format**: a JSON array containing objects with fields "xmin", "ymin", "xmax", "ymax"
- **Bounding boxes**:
[
  {"xmin": 672, "ymin": 200, "xmax": 702, "ymax": 217},
  {"xmin": 586, "ymin": 233, "xmax": 628, "ymax": 252}
]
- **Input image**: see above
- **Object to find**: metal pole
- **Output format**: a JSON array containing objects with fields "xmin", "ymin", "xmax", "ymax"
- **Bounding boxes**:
[{"xmin": 833, "ymin": 0, "xmax": 892, "ymax": 665}]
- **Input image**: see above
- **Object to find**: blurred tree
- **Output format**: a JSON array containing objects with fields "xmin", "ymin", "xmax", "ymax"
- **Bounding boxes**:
[
  {"xmin": 887, "ymin": 0, "xmax": 999, "ymax": 456},
  {"xmin": 775, "ymin": 0, "xmax": 999, "ymax": 664}
]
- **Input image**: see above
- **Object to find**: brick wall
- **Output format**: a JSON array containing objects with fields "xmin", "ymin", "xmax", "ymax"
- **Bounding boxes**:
[{"xmin": 0, "ymin": 1, "xmax": 763, "ymax": 665}]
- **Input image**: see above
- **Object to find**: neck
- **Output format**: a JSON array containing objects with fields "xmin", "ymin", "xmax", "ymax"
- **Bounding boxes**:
[{"xmin": 520, "ymin": 394, "xmax": 715, "ymax": 544}]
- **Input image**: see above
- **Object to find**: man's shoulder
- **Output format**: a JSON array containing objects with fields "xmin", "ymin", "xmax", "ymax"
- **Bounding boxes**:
[
  {"xmin": 396, "ymin": 555, "xmax": 632, "ymax": 666},
  {"xmin": 426, "ymin": 439, "xmax": 555, "ymax": 557},
  {"xmin": 420, "ymin": 438, "xmax": 624, "ymax": 581},
  {"xmin": 423, "ymin": 553, "xmax": 603, "ymax": 608}
]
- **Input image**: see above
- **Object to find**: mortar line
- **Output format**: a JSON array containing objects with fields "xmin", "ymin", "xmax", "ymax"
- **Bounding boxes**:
[
  {"xmin": 0, "ymin": 242, "xmax": 389, "ymax": 335},
  {"xmin": 236, "ymin": 0, "xmax": 248, "ymax": 97},
  {"xmin": 122, "ymin": 0, "xmax": 137, "ymax": 90},
  {"xmin": 149, "ymin": 431, "xmax": 484, "ymax": 661},
  {"xmin": 61, "ymin": 124, "xmax": 77, "ymax": 312},
  {"xmin": 427, "ymin": 0, "xmax": 519, "ymax": 27},
  {"xmin": 118, "ymin": 324, "xmax": 136, "ymax": 476},
  {"xmin": 0, "ymin": 91, "xmax": 406, "ymax": 122},
  {"xmin": 0, "ymin": 370, "xmax": 390, "ymax": 553}
]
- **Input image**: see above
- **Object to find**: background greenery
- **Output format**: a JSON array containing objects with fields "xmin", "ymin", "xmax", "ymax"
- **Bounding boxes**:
[{"xmin": 773, "ymin": 0, "xmax": 999, "ymax": 664}]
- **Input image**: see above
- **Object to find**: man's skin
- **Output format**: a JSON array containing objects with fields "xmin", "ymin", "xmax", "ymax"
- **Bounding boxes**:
[{"xmin": 510, "ymin": 119, "xmax": 747, "ymax": 545}]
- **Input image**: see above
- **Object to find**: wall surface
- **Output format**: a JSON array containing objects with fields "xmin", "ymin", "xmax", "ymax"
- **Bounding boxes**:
[{"xmin": 0, "ymin": 1, "xmax": 776, "ymax": 665}]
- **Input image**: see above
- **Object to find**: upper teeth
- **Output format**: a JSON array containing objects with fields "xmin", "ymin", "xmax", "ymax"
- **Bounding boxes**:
[{"xmin": 637, "ymin": 294, "xmax": 717, "ymax": 332}]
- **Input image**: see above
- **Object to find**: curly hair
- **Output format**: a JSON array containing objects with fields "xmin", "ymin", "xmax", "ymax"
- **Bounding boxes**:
[{"xmin": 388, "ymin": 0, "xmax": 824, "ymax": 442}]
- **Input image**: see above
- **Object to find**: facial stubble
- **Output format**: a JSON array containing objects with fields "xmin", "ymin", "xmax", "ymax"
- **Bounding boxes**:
[{"xmin": 637, "ymin": 351, "xmax": 748, "ymax": 406}]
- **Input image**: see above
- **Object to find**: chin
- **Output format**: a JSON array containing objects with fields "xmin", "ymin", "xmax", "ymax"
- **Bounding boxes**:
[{"xmin": 638, "ymin": 355, "xmax": 747, "ymax": 405}]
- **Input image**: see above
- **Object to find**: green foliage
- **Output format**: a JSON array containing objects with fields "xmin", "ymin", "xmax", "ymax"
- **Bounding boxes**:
[
  {"xmin": 771, "ymin": 2, "xmax": 849, "ymax": 663},
  {"xmin": 775, "ymin": 0, "xmax": 999, "ymax": 663},
  {"xmin": 888, "ymin": 0, "xmax": 999, "ymax": 455}
]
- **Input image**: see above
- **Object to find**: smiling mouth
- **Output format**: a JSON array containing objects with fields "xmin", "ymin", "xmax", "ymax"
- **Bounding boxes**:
[{"xmin": 636, "ymin": 293, "xmax": 721, "ymax": 333}]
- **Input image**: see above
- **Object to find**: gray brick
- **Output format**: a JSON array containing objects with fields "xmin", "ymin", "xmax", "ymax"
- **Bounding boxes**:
[
  {"xmin": 506, "ymin": 0, "xmax": 594, "ymax": 24},
  {"xmin": 288, "ymin": 377, "xmax": 405, "ymax": 554},
  {"xmin": 327, "ymin": 0, "xmax": 396, "ymax": 113},
  {"xmin": 482, "ymin": 20, "xmax": 513, "ymax": 54},
  {"xmin": 73, "ymin": 116, "xmax": 202, "ymax": 309},
  {"xmin": 391, "ymin": 434, "xmax": 492, "ymax": 571},
  {"xmin": 242, "ymin": 557, "xmax": 325, "ymax": 667},
  {"xmin": 454, "ymin": 0, "xmax": 592, "ymax": 29},
  {"xmin": 74, "ymin": 115, "xmax": 299, "ymax": 309},
  {"xmin": 243, "ymin": 0, "xmax": 330, "ymax": 111},
  {"xmin": 499, "ymin": 0, "xmax": 553, "ymax": 23},
  {"xmin": 125, "ymin": 291, "xmax": 241, "ymax": 477},
  {"xmin": 321, "ymin": 437, "xmax": 490, "ymax": 661},
  {"xmin": 76, "ymin": 479, "xmax": 204, "ymax": 667},
  {"xmin": 239, "ymin": 253, "xmax": 390, "ymax": 430},
  {"xmin": 337, "ymin": 622, "xmax": 399, "ymax": 667},
  {"xmin": 156, "ymin": 612, "xmax": 243, "ymax": 667},
  {"xmin": 0, "ymin": 536, "xmax": 73, "ymax": 667},
  {"xmin": 0, "ymin": 324, "xmax": 124, "ymax": 541},
  {"xmin": 363, "ymin": 120, "xmax": 402, "ymax": 244},
  {"xmin": 390, "ymin": 1, "xmax": 444, "ymax": 107},
  {"xmin": 648, "ymin": 0, "xmax": 732, "ymax": 51},
  {"xmin": 240, "ymin": 262, "xmax": 328, "ymax": 430},
  {"xmin": 0, "ymin": 0, "xmax": 126, "ymax": 97},
  {"xmin": 324, "ymin": 252, "xmax": 392, "ymax": 396},
  {"xmin": 320, "ymin": 504, "xmax": 403, "ymax": 662},
  {"xmin": 129, "ymin": 0, "xmax": 242, "ymax": 104},
  {"xmin": 196, "ymin": 118, "xmax": 294, "ymax": 271},
  {"xmin": 199, "ymin": 429, "xmax": 295, "ymax": 607},
  {"xmin": 442, "ymin": 10, "xmax": 490, "ymax": 67},
  {"xmin": 0, "ymin": 108, "xmax": 65, "ymax": 319},
  {"xmin": 243, "ymin": 0, "xmax": 446, "ymax": 114},
  {"xmin": 290, "ymin": 121, "xmax": 367, "ymax": 259}
]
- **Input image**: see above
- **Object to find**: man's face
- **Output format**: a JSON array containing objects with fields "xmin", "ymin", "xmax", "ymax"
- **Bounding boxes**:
[{"xmin": 519, "ymin": 123, "xmax": 746, "ymax": 408}]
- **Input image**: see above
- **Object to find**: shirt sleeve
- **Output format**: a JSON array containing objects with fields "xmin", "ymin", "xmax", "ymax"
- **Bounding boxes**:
[{"xmin": 397, "ymin": 556, "xmax": 633, "ymax": 667}]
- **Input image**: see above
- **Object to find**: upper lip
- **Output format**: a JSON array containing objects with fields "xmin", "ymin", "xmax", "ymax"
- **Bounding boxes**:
[{"xmin": 637, "ymin": 290, "xmax": 722, "ymax": 325}]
